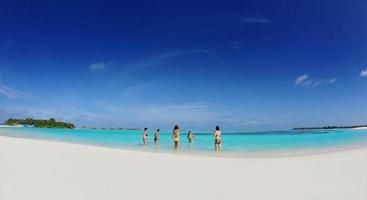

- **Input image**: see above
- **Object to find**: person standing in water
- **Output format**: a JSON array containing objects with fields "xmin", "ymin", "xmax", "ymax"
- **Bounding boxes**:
[
  {"xmin": 143, "ymin": 128, "xmax": 148, "ymax": 145},
  {"xmin": 172, "ymin": 125, "xmax": 180, "ymax": 149},
  {"xmin": 154, "ymin": 129, "xmax": 160, "ymax": 144},
  {"xmin": 213, "ymin": 126, "xmax": 222, "ymax": 151},
  {"xmin": 187, "ymin": 131, "xmax": 194, "ymax": 143}
]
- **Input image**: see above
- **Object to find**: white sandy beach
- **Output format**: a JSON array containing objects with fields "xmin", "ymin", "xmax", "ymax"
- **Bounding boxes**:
[{"xmin": 0, "ymin": 135, "xmax": 367, "ymax": 200}]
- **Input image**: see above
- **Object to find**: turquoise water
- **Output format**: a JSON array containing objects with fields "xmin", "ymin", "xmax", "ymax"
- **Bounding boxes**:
[{"xmin": 1, "ymin": 127, "xmax": 367, "ymax": 156}]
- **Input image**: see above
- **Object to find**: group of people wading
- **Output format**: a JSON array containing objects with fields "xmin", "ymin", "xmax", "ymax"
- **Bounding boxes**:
[{"xmin": 142, "ymin": 125, "xmax": 222, "ymax": 151}]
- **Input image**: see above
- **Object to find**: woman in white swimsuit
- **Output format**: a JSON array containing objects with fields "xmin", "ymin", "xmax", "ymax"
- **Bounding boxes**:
[
  {"xmin": 213, "ymin": 126, "xmax": 222, "ymax": 151},
  {"xmin": 142, "ymin": 128, "xmax": 148, "ymax": 145}
]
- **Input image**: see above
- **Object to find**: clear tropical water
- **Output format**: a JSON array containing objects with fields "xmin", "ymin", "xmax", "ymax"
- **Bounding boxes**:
[{"xmin": 1, "ymin": 127, "xmax": 367, "ymax": 156}]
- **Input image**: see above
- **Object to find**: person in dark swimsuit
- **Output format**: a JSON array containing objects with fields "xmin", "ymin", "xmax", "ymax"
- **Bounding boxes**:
[
  {"xmin": 187, "ymin": 131, "xmax": 194, "ymax": 143},
  {"xmin": 154, "ymin": 129, "xmax": 160, "ymax": 144}
]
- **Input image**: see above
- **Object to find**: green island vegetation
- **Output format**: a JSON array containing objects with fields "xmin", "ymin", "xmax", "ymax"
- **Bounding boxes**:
[{"xmin": 5, "ymin": 118, "xmax": 75, "ymax": 129}]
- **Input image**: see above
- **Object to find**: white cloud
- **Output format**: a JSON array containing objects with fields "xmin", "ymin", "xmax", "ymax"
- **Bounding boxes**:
[
  {"xmin": 102, "ymin": 102, "xmax": 214, "ymax": 122},
  {"xmin": 295, "ymin": 74, "xmax": 309, "ymax": 86},
  {"xmin": 229, "ymin": 41, "xmax": 242, "ymax": 50},
  {"xmin": 97, "ymin": 100, "xmax": 227, "ymax": 128},
  {"xmin": 89, "ymin": 62, "xmax": 107, "ymax": 72},
  {"xmin": 0, "ymin": 106, "xmax": 121, "ymax": 128},
  {"xmin": 200, "ymin": 49, "xmax": 211, "ymax": 54},
  {"xmin": 132, "ymin": 52, "xmax": 188, "ymax": 69},
  {"xmin": 361, "ymin": 69, "xmax": 367, "ymax": 77},
  {"xmin": 242, "ymin": 17, "xmax": 271, "ymax": 24},
  {"xmin": 120, "ymin": 83, "xmax": 153, "ymax": 98},
  {"xmin": 294, "ymin": 74, "xmax": 337, "ymax": 88},
  {"xmin": 0, "ymin": 75, "xmax": 29, "ymax": 99},
  {"xmin": 116, "ymin": 50, "xmax": 212, "ymax": 76}
]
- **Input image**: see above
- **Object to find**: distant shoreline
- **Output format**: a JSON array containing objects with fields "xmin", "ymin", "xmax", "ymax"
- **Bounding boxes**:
[
  {"xmin": 80, "ymin": 127, "xmax": 142, "ymax": 131},
  {"xmin": 352, "ymin": 127, "xmax": 367, "ymax": 130},
  {"xmin": 0, "ymin": 125, "xmax": 141, "ymax": 131},
  {"xmin": 294, "ymin": 125, "xmax": 367, "ymax": 130}
]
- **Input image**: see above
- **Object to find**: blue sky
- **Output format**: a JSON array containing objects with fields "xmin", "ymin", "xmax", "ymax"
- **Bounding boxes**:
[{"xmin": 0, "ymin": 0, "xmax": 367, "ymax": 130}]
